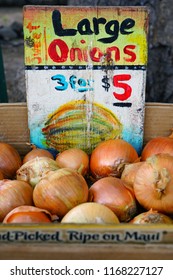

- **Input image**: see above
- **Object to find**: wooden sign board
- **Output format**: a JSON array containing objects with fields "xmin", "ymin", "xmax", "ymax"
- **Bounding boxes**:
[
  {"xmin": 23, "ymin": 6, "xmax": 149, "ymax": 155},
  {"xmin": 0, "ymin": 223, "xmax": 173, "ymax": 244}
]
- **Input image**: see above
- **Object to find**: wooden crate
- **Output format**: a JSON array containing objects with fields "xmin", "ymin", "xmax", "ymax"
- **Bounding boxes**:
[{"xmin": 0, "ymin": 102, "xmax": 173, "ymax": 260}]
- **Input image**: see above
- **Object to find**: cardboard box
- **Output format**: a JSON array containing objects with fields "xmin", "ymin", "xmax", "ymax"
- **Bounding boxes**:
[{"xmin": 1, "ymin": 102, "xmax": 173, "ymax": 260}]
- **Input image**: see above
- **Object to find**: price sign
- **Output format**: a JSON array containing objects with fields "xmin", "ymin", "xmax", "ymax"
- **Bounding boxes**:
[{"xmin": 23, "ymin": 5, "xmax": 149, "ymax": 155}]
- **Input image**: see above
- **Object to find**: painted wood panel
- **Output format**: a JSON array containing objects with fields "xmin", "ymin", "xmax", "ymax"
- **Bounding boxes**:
[{"xmin": 24, "ymin": 6, "xmax": 149, "ymax": 155}]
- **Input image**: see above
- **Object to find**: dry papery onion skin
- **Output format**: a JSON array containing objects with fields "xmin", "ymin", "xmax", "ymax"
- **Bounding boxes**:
[
  {"xmin": 61, "ymin": 202, "xmax": 120, "ymax": 224},
  {"xmin": 134, "ymin": 153, "xmax": 173, "ymax": 214},
  {"xmin": 0, "ymin": 142, "xmax": 22, "ymax": 179},
  {"xmin": 121, "ymin": 162, "xmax": 144, "ymax": 188},
  {"xmin": 3, "ymin": 205, "xmax": 55, "ymax": 224},
  {"xmin": 56, "ymin": 148, "xmax": 89, "ymax": 176},
  {"xmin": 16, "ymin": 156, "xmax": 60, "ymax": 188},
  {"xmin": 90, "ymin": 139, "xmax": 139, "ymax": 180},
  {"xmin": 33, "ymin": 168, "xmax": 89, "ymax": 218},
  {"xmin": 130, "ymin": 209, "xmax": 173, "ymax": 224},
  {"xmin": 0, "ymin": 179, "xmax": 33, "ymax": 222},
  {"xmin": 88, "ymin": 176, "xmax": 137, "ymax": 222},
  {"xmin": 23, "ymin": 144, "xmax": 54, "ymax": 164}
]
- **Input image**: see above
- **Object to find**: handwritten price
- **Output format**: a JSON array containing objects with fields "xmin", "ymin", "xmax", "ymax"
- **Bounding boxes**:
[
  {"xmin": 102, "ymin": 76, "xmax": 110, "ymax": 92},
  {"xmin": 51, "ymin": 73, "xmax": 132, "ymax": 102},
  {"xmin": 101, "ymin": 74, "xmax": 132, "ymax": 101}
]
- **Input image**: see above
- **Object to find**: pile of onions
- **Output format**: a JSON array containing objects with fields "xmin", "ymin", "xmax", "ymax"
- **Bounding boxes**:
[
  {"xmin": 0, "ymin": 179, "xmax": 33, "ymax": 222},
  {"xmin": 0, "ymin": 142, "xmax": 22, "ymax": 179},
  {"xmin": 16, "ymin": 156, "xmax": 60, "ymax": 188},
  {"xmin": 90, "ymin": 139, "xmax": 139, "ymax": 180},
  {"xmin": 3, "ymin": 205, "xmax": 55, "ymax": 224},
  {"xmin": 33, "ymin": 168, "xmax": 89, "ymax": 218},
  {"xmin": 23, "ymin": 144, "xmax": 54, "ymax": 164},
  {"xmin": 141, "ymin": 131, "xmax": 173, "ymax": 161},
  {"xmin": 56, "ymin": 148, "xmax": 89, "ymax": 176},
  {"xmin": 61, "ymin": 202, "xmax": 120, "ymax": 224},
  {"xmin": 121, "ymin": 162, "xmax": 144, "ymax": 188},
  {"xmin": 130, "ymin": 209, "xmax": 173, "ymax": 224},
  {"xmin": 134, "ymin": 154, "xmax": 173, "ymax": 214},
  {"xmin": 88, "ymin": 176, "xmax": 137, "ymax": 222}
]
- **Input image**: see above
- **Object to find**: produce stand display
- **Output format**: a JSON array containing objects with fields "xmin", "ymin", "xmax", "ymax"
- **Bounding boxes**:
[
  {"xmin": 1, "ymin": 102, "xmax": 173, "ymax": 260},
  {"xmin": 0, "ymin": 5, "xmax": 172, "ymax": 261}
]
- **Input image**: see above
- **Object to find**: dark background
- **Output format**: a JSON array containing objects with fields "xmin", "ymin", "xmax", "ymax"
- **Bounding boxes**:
[{"xmin": 0, "ymin": 0, "xmax": 173, "ymax": 103}]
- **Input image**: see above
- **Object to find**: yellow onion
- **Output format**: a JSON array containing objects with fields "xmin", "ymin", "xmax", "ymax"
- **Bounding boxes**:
[
  {"xmin": 88, "ymin": 176, "xmax": 137, "ymax": 222},
  {"xmin": 16, "ymin": 156, "xmax": 60, "ymax": 188},
  {"xmin": 0, "ymin": 142, "xmax": 22, "ymax": 179},
  {"xmin": 90, "ymin": 139, "xmax": 139, "ymax": 180},
  {"xmin": 130, "ymin": 209, "xmax": 173, "ymax": 224},
  {"xmin": 121, "ymin": 162, "xmax": 144, "ymax": 188},
  {"xmin": 3, "ymin": 205, "xmax": 55, "ymax": 223},
  {"xmin": 23, "ymin": 144, "xmax": 54, "ymax": 164},
  {"xmin": 0, "ymin": 179, "xmax": 33, "ymax": 222},
  {"xmin": 141, "ymin": 131, "xmax": 173, "ymax": 161},
  {"xmin": 0, "ymin": 170, "xmax": 4, "ymax": 180},
  {"xmin": 134, "ymin": 154, "xmax": 173, "ymax": 214},
  {"xmin": 56, "ymin": 148, "xmax": 89, "ymax": 176},
  {"xmin": 61, "ymin": 202, "xmax": 120, "ymax": 224},
  {"xmin": 33, "ymin": 168, "xmax": 89, "ymax": 218}
]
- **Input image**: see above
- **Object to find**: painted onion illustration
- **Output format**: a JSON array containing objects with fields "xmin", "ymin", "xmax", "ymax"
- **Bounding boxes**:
[{"xmin": 42, "ymin": 100, "xmax": 122, "ymax": 154}]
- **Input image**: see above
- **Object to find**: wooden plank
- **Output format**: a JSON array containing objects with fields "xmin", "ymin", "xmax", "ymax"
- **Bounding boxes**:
[
  {"xmin": 1, "ymin": 242, "xmax": 173, "ymax": 260},
  {"xmin": 0, "ymin": 222, "xmax": 173, "ymax": 244},
  {"xmin": 1, "ymin": 222, "xmax": 173, "ymax": 259},
  {"xmin": 23, "ymin": 6, "xmax": 149, "ymax": 155}
]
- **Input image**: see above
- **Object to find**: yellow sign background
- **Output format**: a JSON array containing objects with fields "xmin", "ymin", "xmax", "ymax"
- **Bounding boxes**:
[{"xmin": 23, "ymin": 6, "xmax": 148, "ymax": 66}]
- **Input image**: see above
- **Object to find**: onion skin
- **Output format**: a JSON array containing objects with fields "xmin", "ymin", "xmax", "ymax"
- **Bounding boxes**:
[
  {"xmin": 0, "ymin": 170, "xmax": 4, "ymax": 180},
  {"xmin": 23, "ymin": 144, "xmax": 54, "ymax": 164},
  {"xmin": 134, "ymin": 154, "xmax": 173, "ymax": 214},
  {"xmin": 33, "ymin": 168, "xmax": 89, "ymax": 218},
  {"xmin": 121, "ymin": 162, "xmax": 144, "ymax": 188},
  {"xmin": 3, "ymin": 205, "xmax": 54, "ymax": 223},
  {"xmin": 16, "ymin": 156, "xmax": 60, "ymax": 188},
  {"xmin": 0, "ymin": 179, "xmax": 33, "ymax": 222},
  {"xmin": 0, "ymin": 142, "xmax": 22, "ymax": 179},
  {"xmin": 88, "ymin": 177, "xmax": 137, "ymax": 222},
  {"xmin": 61, "ymin": 202, "xmax": 120, "ymax": 224},
  {"xmin": 141, "ymin": 132, "xmax": 173, "ymax": 161},
  {"xmin": 90, "ymin": 139, "xmax": 139, "ymax": 180},
  {"xmin": 56, "ymin": 148, "xmax": 89, "ymax": 176},
  {"xmin": 130, "ymin": 209, "xmax": 173, "ymax": 224}
]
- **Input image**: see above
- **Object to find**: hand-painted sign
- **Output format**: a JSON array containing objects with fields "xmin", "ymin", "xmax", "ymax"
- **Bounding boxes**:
[{"xmin": 23, "ymin": 5, "xmax": 149, "ymax": 155}]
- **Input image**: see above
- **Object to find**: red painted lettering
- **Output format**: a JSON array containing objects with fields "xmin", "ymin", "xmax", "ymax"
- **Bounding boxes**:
[
  {"xmin": 113, "ymin": 74, "xmax": 132, "ymax": 101},
  {"xmin": 70, "ymin": 48, "xmax": 83, "ymax": 61},
  {"xmin": 106, "ymin": 46, "xmax": 120, "ymax": 61},
  {"xmin": 90, "ymin": 47, "xmax": 103, "ymax": 62},
  {"xmin": 48, "ymin": 38, "xmax": 137, "ymax": 64},
  {"xmin": 48, "ymin": 39, "xmax": 69, "ymax": 62},
  {"xmin": 32, "ymin": 33, "xmax": 42, "ymax": 40},
  {"xmin": 26, "ymin": 22, "xmax": 40, "ymax": 33},
  {"xmin": 31, "ymin": 57, "xmax": 42, "ymax": 64},
  {"xmin": 124, "ymin": 45, "xmax": 136, "ymax": 62}
]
